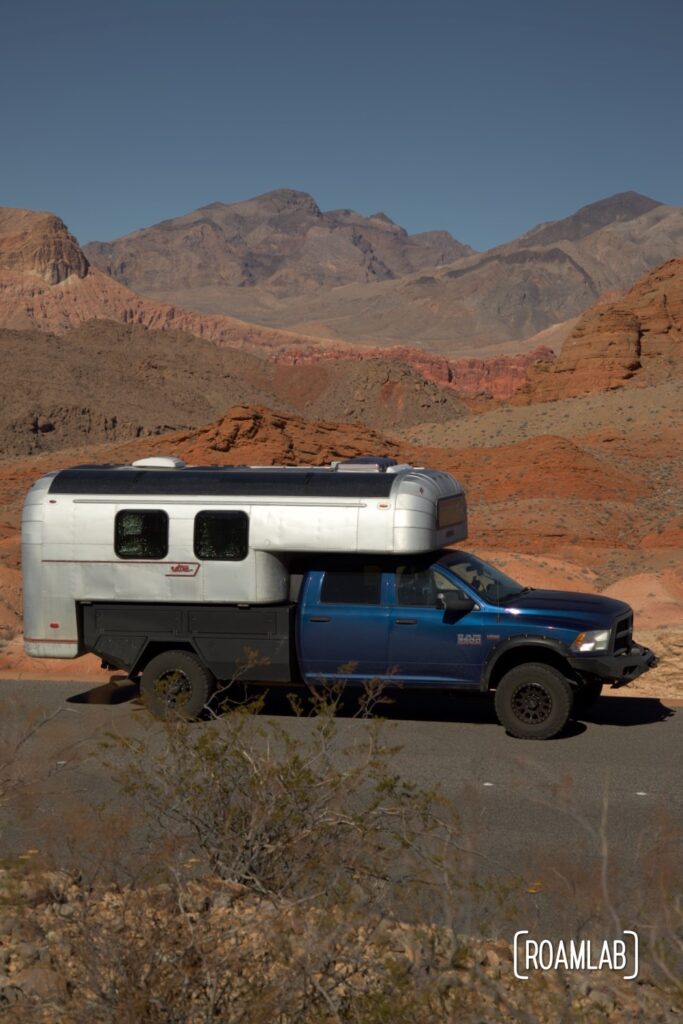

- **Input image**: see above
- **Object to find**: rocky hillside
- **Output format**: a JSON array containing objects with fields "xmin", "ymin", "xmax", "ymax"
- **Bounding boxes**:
[
  {"xmin": 0, "ymin": 322, "xmax": 471, "ymax": 458},
  {"xmin": 275, "ymin": 342, "xmax": 555, "ymax": 401},
  {"xmin": 100, "ymin": 404, "xmax": 411, "ymax": 467},
  {"xmin": 84, "ymin": 191, "xmax": 683, "ymax": 353},
  {"xmin": 522, "ymin": 257, "xmax": 683, "ymax": 401},
  {"xmin": 0, "ymin": 207, "xmax": 558, "ymax": 415},
  {"xmin": 0, "ymin": 206, "xmax": 345, "ymax": 354}
]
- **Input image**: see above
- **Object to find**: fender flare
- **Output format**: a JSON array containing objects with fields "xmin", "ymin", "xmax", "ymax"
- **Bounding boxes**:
[{"xmin": 481, "ymin": 636, "xmax": 573, "ymax": 692}]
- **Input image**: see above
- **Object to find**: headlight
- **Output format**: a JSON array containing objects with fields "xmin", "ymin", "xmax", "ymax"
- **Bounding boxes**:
[{"xmin": 570, "ymin": 630, "xmax": 610, "ymax": 653}]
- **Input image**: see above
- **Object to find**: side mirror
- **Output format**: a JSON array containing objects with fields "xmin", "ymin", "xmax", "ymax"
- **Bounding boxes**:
[{"xmin": 436, "ymin": 591, "xmax": 476, "ymax": 613}]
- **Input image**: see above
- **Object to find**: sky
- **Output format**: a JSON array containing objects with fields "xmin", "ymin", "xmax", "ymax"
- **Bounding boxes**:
[{"xmin": 2, "ymin": 0, "xmax": 682, "ymax": 251}]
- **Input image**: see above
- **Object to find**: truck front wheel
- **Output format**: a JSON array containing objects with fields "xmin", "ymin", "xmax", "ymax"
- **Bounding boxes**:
[
  {"xmin": 140, "ymin": 650, "xmax": 215, "ymax": 720},
  {"xmin": 494, "ymin": 663, "xmax": 573, "ymax": 740}
]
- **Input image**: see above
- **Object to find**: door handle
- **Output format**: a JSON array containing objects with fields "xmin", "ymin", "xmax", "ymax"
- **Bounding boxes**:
[
  {"xmin": 309, "ymin": 616, "xmax": 331, "ymax": 622},
  {"xmin": 394, "ymin": 618, "xmax": 417, "ymax": 625}
]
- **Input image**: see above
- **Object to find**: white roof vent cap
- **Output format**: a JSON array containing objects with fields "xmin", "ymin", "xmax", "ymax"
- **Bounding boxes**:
[
  {"xmin": 332, "ymin": 456, "xmax": 406, "ymax": 473},
  {"xmin": 132, "ymin": 456, "xmax": 187, "ymax": 469}
]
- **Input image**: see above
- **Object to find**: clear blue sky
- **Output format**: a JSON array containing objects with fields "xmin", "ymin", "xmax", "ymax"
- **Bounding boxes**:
[{"xmin": 2, "ymin": 0, "xmax": 682, "ymax": 250}]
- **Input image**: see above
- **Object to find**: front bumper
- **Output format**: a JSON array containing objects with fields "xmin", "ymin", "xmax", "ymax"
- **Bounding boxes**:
[{"xmin": 568, "ymin": 644, "xmax": 658, "ymax": 687}]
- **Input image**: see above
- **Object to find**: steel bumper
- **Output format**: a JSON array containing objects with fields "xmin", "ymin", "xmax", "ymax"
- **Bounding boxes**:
[{"xmin": 567, "ymin": 645, "xmax": 658, "ymax": 687}]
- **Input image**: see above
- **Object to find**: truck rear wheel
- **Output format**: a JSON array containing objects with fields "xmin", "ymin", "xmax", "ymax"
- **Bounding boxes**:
[
  {"xmin": 140, "ymin": 650, "xmax": 214, "ymax": 720},
  {"xmin": 494, "ymin": 663, "xmax": 573, "ymax": 740}
]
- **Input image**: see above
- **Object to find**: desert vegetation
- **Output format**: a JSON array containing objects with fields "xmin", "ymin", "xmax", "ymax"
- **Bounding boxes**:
[{"xmin": 0, "ymin": 687, "xmax": 680, "ymax": 1022}]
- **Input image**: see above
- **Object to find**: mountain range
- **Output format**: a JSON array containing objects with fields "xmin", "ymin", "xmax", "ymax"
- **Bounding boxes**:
[
  {"xmin": 84, "ymin": 189, "xmax": 683, "ymax": 353},
  {"xmin": 1, "ymin": 201, "xmax": 682, "ymax": 426}
]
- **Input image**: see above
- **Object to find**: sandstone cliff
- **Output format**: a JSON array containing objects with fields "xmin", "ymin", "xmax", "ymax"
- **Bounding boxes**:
[
  {"xmin": 0, "ymin": 208, "xmax": 89, "ymax": 283},
  {"xmin": 523, "ymin": 257, "xmax": 683, "ymax": 401}
]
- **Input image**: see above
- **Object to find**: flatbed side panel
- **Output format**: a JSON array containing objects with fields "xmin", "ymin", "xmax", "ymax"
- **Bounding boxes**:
[{"xmin": 80, "ymin": 602, "xmax": 296, "ymax": 682}]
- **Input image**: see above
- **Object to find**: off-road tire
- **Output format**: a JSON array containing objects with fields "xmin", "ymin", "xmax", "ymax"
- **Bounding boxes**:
[
  {"xmin": 140, "ymin": 650, "xmax": 214, "ymax": 720},
  {"xmin": 494, "ymin": 663, "xmax": 573, "ymax": 740},
  {"xmin": 572, "ymin": 680, "xmax": 604, "ymax": 718}
]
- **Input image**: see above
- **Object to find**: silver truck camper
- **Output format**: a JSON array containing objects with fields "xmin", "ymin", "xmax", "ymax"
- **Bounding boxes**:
[{"xmin": 22, "ymin": 456, "xmax": 467, "ymax": 661}]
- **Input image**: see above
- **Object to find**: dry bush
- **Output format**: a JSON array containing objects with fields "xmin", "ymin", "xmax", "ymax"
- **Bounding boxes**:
[{"xmin": 102, "ymin": 684, "xmax": 493, "ymax": 923}]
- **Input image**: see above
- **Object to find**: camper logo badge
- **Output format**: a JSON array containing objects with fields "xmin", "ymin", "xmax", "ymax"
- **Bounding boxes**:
[{"xmin": 167, "ymin": 563, "xmax": 200, "ymax": 577}]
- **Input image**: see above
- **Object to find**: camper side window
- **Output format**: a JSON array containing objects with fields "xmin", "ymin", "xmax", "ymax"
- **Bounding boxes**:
[
  {"xmin": 194, "ymin": 511, "xmax": 249, "ymax": 561},
  {"xmin": 115, "ymin": 510, "xmax": 168, "ymax": 559}
]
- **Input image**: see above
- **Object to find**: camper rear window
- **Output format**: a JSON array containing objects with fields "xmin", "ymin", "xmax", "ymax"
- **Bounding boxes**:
[
  {"xmin": 437, "ymin": 496, "xmax": 465, "ymax": 530},
  {"xmin": 194, "ymin": 511, "xmax": 249, "ymax": 561},
  {"xmin": 115, "ymin": 510, "xmax": 168, "ymax": 559}
]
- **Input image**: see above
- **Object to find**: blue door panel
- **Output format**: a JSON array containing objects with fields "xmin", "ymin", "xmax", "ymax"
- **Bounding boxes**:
[
  {"xmin": 298, "ymin": 571, "xmax": 390, "ymax": 682},
  {"xmin": 387, "ymin": 565, "xmax": 496, "ymax": 687},
  {"xmin": 388, "ymin": 609, "xmax": 493, "ymax": 685}
]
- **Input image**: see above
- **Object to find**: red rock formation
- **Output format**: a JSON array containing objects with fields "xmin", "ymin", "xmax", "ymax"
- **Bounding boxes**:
[
  {"xmin": 108, "ymin": 405, "xmax": 411, "ymax": 467},
  {"xmin": 522, "ymin": 258, "xmax": 683, "ymax": 402},
  {"xmin": 272, "ymin": 343, "xmax": 555, "ymax": 400},
  {"xmin": 0, "ymin": 208, "xmax": 88, "ymax": 283}
]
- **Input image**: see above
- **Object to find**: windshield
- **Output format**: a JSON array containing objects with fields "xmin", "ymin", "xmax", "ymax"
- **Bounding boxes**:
[{"xmin": 437, "ymin": 550, "xmax": 526, "ymax": 605}]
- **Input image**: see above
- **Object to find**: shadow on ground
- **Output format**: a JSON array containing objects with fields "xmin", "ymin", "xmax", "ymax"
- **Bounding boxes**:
[
  {"xmin": 581, "ymin": 695, "xmax": 677, "ymax": 727},
  {"xmin": 67, "ymin": 676, "xmax": 140, "ymax": 706},
  {"xmin": 66, "ymin": 678, "xmax": 677, "ymax": 732}
]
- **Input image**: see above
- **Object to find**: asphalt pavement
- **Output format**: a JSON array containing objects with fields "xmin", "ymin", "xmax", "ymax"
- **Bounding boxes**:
[{"xmin": 1, "ymin": 678, "xmax": 681, "ymax": 939}]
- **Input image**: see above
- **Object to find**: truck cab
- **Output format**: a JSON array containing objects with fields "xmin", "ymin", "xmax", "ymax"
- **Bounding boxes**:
[{"xmin": 297, "ymin": 550, "xmax": 657, "ymax": 738}]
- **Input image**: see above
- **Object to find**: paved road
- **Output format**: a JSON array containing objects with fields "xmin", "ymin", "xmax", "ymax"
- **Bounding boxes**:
[{"xmin": 1, "ymin": 678, "xmax": 681, "ymax": 938}]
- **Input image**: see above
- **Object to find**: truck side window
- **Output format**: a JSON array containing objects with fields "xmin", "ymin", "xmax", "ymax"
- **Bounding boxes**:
[
  {"xmin": 194, "ymin": 511, "xmax": 249, "ymax": 561},
  {"xmin": 115, "ymin": 510, "xmax": 168, "ymax": 559},
  {"xmin": 320, "ymin": 566, "xmax": 382, "ymax": 605},
  {"xmin": 396, "ymin": 565, "xmax": 463, "ymax": 607}
]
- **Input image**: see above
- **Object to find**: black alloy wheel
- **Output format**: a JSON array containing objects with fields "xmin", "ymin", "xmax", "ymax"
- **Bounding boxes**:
[
  {"xmin": 510, "ymin": 681, "xmax": 553, "ymax": 725},
  {"xmin": 494, "ymin": 662, "xmax": 573, "ymax": 740},
  {"xmin": 140, "ymin": 650, "xmax": 215, "ymax": 720}
]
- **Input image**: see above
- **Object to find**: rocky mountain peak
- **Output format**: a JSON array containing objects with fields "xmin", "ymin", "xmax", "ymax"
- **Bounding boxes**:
[
  {"xmin": 0, "ymin": 208, "xmax": 89, "ymax": 284},
  {"xmin": 236, "ymin": 188, "xmax": 322, "ymax": 219},
  {"xmin": 519, "ymin": 191, "xmax": 663, "ymax": 248}
]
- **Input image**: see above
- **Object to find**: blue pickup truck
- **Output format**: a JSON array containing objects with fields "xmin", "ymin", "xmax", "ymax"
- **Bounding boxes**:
[{"xmin": 79, "ymin": 548, "xmax": 657, "ymax": 740}]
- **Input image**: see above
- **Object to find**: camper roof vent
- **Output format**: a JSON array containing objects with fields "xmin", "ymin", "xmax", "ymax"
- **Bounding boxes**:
[
  {"xmin": 332, "ymin": 456, "xmax": 402, "ymax": 474},
  {"xmin": 131, "ymin": 456, "xmax": 187, "ymax": 469}
]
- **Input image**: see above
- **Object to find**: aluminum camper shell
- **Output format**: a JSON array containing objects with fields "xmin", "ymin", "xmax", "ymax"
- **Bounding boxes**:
[{"xmin": 22, "ymin": 457, "xmax": 467, "ymax": 659}]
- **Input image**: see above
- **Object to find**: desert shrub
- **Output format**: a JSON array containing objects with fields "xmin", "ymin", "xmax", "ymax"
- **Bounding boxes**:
[{"xmin": 107, "ymin": 686, "xmax": 471, "ymax": 917}]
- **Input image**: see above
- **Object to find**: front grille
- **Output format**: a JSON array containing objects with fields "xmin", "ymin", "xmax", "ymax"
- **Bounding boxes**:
[{"xmin": 613, "ymin": 615, "xmax": 633, "ymax": 653}]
